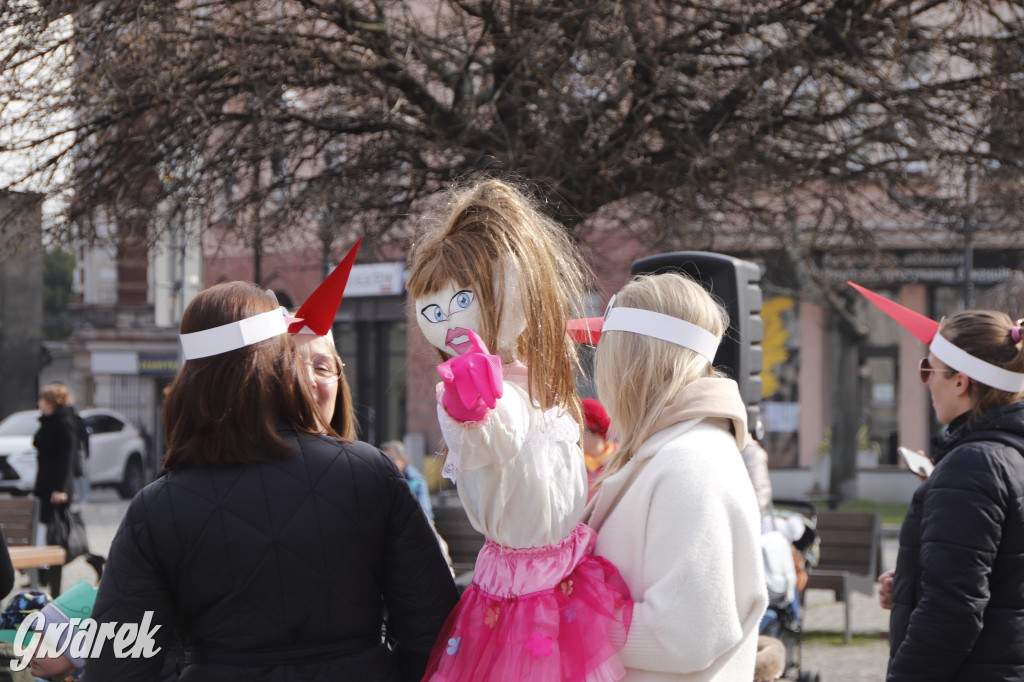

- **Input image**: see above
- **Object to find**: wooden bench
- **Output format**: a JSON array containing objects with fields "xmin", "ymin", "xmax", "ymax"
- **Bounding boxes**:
[
  {"xmin": 0, "ymin": 496, "xmax": 40, "ymax": 547},
  {"xmin": 805, "ymin": 510, "xmax": 882, "ymax": 642},
  {"xmin": 0, "ymin": 496, "xmax": 67, "ymax": 591},
  {"xmin": 432, "ymin": 498, "xmax": 485, "ymax": 592},
  {"xmin": 9, "ymin": 546, "xmax": 66, "ymax": 571}
]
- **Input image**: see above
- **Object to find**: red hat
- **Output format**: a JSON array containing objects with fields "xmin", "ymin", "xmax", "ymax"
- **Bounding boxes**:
[
  {"xmin": 582, "ymin": 398, "xmax": 611, "ymax": 439},
  {"xmin": 289, "ymin": 238, "xmax": 362, "ymax": 336}
]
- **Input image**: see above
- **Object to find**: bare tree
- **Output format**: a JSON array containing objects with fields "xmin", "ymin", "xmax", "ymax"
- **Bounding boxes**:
[{"xmin": 2, "ymin": 0, "xmax": 1023, "ymax": 496}]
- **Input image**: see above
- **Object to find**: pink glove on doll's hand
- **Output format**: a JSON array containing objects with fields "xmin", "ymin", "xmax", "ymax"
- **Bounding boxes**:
[{"xmin": 437, "ymin": 330, "xmax": 504, "ymax": 422}]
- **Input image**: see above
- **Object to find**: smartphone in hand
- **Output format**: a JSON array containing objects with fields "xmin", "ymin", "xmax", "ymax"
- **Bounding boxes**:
[{"xmin": 898, "ymin": 446, "xmax": 934, "ymax": 478}]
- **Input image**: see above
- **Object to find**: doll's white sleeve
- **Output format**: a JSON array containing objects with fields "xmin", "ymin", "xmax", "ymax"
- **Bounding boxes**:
[{"xmin": 436, "ymin": 381, "xmax": 533, "ymax": 480}]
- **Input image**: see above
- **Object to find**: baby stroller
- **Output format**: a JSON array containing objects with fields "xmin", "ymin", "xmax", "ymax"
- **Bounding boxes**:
[{"xmin": 760, "ymin": 499, "xmax": 821, "ymax": 682}]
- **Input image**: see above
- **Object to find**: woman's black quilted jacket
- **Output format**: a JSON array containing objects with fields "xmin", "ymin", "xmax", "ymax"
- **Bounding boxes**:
[
  {"xmin": 888, "ymin": 402, "xmax": 1024, "ymax": 681},
  {"xmin": 82, "ymin": 428, "xmax": 459, "ymax": 682}
]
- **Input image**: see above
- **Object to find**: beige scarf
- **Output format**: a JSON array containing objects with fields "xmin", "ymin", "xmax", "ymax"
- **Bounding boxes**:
[{"xmin": 647, "ymin": 376, "xmax": 749, "ymax": 451}]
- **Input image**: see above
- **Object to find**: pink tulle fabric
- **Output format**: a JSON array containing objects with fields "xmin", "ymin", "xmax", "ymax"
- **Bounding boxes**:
[{"xmin": 423, "ymin": 523, "xmax": 632, "ymax": 682}]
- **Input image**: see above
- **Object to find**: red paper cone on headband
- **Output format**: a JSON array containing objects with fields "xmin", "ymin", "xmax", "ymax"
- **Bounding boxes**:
[
  {"xmin": 289, "ymin": 238, "xmax": 362, "ymax": 336},
  {"xmin": 847, "ymin": 281, "xmax": 939, "ymax": 344}
]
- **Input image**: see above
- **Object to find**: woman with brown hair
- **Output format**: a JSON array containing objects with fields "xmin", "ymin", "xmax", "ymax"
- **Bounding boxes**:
[
  {"xmin": 83, "ymin": 282, "xmax": 458, "ymax": 682},
  {"xmin": 851, "ymin": 283, "xmax": 1024, "ymax": 681}
]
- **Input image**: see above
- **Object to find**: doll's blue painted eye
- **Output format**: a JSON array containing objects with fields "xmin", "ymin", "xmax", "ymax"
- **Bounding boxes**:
[
  {"xmin": 421, "ymin": 304, "xmax": 446, "ymax": 323},
  {"xmin": 449, "ymin": 290, "xmax": 474, "ymax": 314}
]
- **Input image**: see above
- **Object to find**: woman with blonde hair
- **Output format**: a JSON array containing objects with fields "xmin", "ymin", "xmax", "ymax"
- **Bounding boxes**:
[
  {"xmin": 851, "ymin": 283, "xmax": 1024, "ymax": 681},
  {"xmin": 408, "ymin": 177, "xmax": 631, "ymax": 682},
  {"xmin": 584, "ymin": 272, "xmax": 767, "ymax": 681},
  {"xmin": 33, "ymin": 383, "xmax": 76, "ymax": 536}
]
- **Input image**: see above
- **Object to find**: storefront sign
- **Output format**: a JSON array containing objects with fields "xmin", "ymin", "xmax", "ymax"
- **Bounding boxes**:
[
  {"xmin": 138, "ymin": 354, "xmax": 179, "ymax": 376},
  {"xmin": 345, "ymin": 262, "xmax": 404, "ymax": 297},
  {"xmin": 821, "ymin": 251, "xmax": 1014, "ymax": 286},
  {"xmin": 91, "ymin": 352, "xmax": 137, "ymax": 375}
]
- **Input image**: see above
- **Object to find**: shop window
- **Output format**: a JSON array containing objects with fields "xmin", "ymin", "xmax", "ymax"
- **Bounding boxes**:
[
  {"xmin": 853, "ymin": 290, "xmax": 902, "ymax": 466},
  {"xmin": 760, "ymin": 295, "xmax": 800, "ymax": 467},
  {"xmin": 335, "ymin": 316, "xmax": 406, "ymax": 447}
]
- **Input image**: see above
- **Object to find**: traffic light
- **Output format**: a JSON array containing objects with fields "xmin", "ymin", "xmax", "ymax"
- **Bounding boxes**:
[{"xmin": 630, "ymin": 252, "xmax": 764, "ymax": 438}]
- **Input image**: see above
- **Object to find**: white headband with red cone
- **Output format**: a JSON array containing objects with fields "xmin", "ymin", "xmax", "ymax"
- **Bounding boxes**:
[
  {"xmin": 180, "ymin": 305, "xmax": 293, "ymax": 360},
  {"xmin": 566, "ymin": 295, "xmax": 720, "ymax": 362},
  {"xmin": 179, "ymin": 239, "xmax": 361, "ymax": 360},
  {"xmin": 848, "ymin": 281, "xmax": 1024, "ymax": 393},
  {"xmin": 289, "ymin": 238, "xmax": 362, "ymax": 337}
]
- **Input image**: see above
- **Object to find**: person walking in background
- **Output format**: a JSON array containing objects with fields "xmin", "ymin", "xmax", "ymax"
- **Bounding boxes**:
[
  {"xmin": 33, "ymin": 384, "xmax": 106, "ymax": 590},
  {"xmin": 33, "ymin": 384, "xmax": 76, "ymax": 545},
  {"xmin": 83, "ymin": 281, "xmax": 458, "ymax": 682},
  {"xmin": 381, "ymin": 440, "xmax": 433, "ymax": 521},
  {"xmin": 852, "ymin": 283, "xmax": 1024, "ymax": 681},
  {"xmin": 72, "ymin": 411, "xmax": 91, "ymax": 504},
  {"xmin": 33, "ymin": 383, "xmax": 78, "ymax": 592},
  {"xmin": 581, "ymin": 397, "xmax": 616, "ymax": 501},
  {"xmin": 580, "ymin": 272, "xmax": 767, "ymax": 681}
]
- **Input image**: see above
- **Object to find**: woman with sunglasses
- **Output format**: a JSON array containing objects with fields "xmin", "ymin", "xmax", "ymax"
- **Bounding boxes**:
[{"xmin": 851, "ymin": 284, "xmax": 1024, "ymax": 681}]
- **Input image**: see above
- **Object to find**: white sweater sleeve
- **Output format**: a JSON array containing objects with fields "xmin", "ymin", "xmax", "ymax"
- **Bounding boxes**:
[
  {"xmin": 437, "ymin": 382, "xmax": 533, "ymax": 474},
  {"xmin": 618, "ymin": 460, "xmax": 768, "ymax": 674}
]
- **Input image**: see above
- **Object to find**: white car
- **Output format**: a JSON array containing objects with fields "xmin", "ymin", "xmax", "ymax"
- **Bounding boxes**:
[{"xmin": 0, "ymin": 407, "xmax": 151, "ymax": 499}]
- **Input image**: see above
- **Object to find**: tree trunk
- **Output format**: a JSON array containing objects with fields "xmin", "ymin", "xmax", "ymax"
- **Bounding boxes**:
[
  {"xmin": 829, "ymin": 310, "xmax": 862, "ymax": 503},
  {"xmin": 253, "ymin": 237, "xmax": 263, "ymax": 287}
]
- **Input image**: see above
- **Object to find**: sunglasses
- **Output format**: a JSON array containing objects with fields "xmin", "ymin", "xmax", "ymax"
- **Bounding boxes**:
[{"xmin": 918, "ymin": 357, "xmax": 953, "ymax": 384}]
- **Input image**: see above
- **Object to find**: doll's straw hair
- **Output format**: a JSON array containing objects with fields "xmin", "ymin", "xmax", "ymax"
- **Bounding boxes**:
[{"xmin": 408, "ymin": 178, "xmax": 590, "ymax": 420}]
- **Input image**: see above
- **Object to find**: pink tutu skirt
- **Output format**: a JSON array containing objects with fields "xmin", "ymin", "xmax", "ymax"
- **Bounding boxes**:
[{"xmin": 423, "ymin": 523, "xmax": 632, "ymax": 682}]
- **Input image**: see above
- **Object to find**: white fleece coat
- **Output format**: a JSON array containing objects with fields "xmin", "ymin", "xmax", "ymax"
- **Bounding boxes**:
[{"xmin": 587, "ymin": 379, "xmax": 768, "ymax": 681}]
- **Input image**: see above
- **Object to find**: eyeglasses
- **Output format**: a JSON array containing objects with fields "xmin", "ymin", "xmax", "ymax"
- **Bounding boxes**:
[
  {"xmin": 918, "ymin": 357, "xmax": 952, "ymax": 384},
  {"xmin": 304, "ymin": 357, "xmax": 343, "ymax": 384}
]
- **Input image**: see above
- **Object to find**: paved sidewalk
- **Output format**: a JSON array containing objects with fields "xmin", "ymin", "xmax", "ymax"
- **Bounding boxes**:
[{"xmin": 794, "ymin": 534, "xmax": 897, "ymax": 681}]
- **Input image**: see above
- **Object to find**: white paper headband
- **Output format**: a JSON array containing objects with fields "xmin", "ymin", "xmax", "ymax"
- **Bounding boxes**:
[
  {"xmin": 930, "ymin": 332, "xmax": 1024, "ymax": 393},
  {"xmin": 180, "ymin": 308, "xmax": 288, "ymax": 360},
  {"xmin": 602, "ymin": 306, "xmax": 720, "ymax": 362}
]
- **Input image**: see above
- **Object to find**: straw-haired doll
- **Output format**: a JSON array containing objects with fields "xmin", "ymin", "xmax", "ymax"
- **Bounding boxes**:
[{"xmin": 407, "ymin": 178, "xmax": 632, "ymax": 682}]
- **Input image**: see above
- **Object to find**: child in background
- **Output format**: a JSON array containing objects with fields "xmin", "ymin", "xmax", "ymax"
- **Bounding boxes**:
[
  {"xmin": 582, "ymin": 397, "xmax": 616, "ymax": 501},
  {"xmin": 0, "ymin": 590, "xmax": 49, "ymax": 682},
  {"xmin": 29, "ymin": 579, "xmax": 97, "ymax": 681}
]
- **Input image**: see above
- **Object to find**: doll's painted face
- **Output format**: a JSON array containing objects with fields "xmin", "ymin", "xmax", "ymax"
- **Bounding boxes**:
[
  {"xmin": 415, "ymin": 271, "xmax": 526, "ymax": 359},
  {"xmin": 416, "ymin": 281, "xmax": 484, "ymax": 356}
]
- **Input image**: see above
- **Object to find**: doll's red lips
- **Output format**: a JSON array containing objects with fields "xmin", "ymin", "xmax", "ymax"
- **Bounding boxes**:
[{"xmin": 446, "ymin": 327, "xmax": 472, "ymax": 352}]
